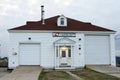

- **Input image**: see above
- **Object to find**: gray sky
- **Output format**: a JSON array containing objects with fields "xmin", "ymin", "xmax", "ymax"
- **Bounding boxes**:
[
  {"xmin": 0, "ymin": 0, "xmax": 120, "ymax": 32},
  {"xmin": 0, "ymin": 0, "xmax": 120, "ymax": 56}
]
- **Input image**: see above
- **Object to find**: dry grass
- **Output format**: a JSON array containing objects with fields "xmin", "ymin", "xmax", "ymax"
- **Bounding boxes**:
[
  {"xmin": 39, "ymin": 69, "xmax": 120, "ymax": 80},
  {"xmin": 39, "ymin": 71, "xmax": 76, "ymax": 80},
  {"xmin": 71, "ymin": 69, "xmax": 120, "ymax": 80}
]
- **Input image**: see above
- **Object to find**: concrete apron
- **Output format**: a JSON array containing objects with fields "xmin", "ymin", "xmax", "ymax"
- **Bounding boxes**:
[
  {"xmin": 0, "ymin": 66, "xmax": 42, "ymax": 80},
  {"xmin": 86, "ymin": 65, "xmax": 120, "ymax": 78},
  {"xmin": 0, "ymin": 68, "xmax": 10, "ymax": 78}
]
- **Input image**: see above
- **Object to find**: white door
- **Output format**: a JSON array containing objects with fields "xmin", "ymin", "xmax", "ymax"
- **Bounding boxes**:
[
  {"xmin": 19, "ymin": 43, "xmax": 40, "ymax": 65},
  {"xmin": 85, "ymin": 36, "xmax": 110, "ymax": 65},
  {"xmin": 60, "ymin": 47, "xmax": 68, "ymax": 65}
]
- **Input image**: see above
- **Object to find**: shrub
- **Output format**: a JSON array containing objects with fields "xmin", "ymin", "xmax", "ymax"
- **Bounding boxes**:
[{"xmin": 0, "ymin": 57, "xmax": 8, "ymax": 67}]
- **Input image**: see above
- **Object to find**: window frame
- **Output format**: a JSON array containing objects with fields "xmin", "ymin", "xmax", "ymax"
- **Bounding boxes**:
[{"xmin": 60, "ymin": 18, "xmax": 64, "ymax": 25}]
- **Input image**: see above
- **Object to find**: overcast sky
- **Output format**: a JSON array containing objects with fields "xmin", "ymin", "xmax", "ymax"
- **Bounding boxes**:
[
  {"xmin": 0, "ymin": 0, "xmax": 120, "ymax": 31},
  {"xmin": 0, "ymin": 0, "xmax": 120, "ymax": 56}
]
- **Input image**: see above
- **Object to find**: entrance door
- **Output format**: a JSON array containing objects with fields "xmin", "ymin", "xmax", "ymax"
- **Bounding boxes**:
[{"xmin": 60, "ymin": 46, "xmax": 68, "ymax": 65}]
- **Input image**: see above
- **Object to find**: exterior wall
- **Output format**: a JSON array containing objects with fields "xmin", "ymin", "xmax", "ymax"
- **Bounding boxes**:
[
  {"xmin": 74, "ymin": 33, "xmax": 85, "ymax": 68},
  {"xmin": 8, "ymin": 31, "xmax": 116, "ymax": 69},
  {"xmin": 110, "ymin": 34, "xmax": 116, "ymax": 66},
  {"xmin": 8, "ymin": 32, "xmax": 85, "ymax": 69},
  {"xmin": 9, "ymin": 33, "xmax": 54, "ymax": 69}
]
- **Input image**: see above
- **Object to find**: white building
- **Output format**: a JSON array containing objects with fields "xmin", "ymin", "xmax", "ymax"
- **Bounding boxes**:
[{"xmin": 8, "ymin": 15, "xmax": 116, "ymax": 69}]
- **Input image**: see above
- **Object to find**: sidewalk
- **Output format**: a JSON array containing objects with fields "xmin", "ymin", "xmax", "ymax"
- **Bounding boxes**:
[
  {"xmin": 87, "ymin": 65, "xmax": 120, "ymax": 78},
  {"xmin": 66, "ymin": 71, "xmax": 84, "ymax": 80}
]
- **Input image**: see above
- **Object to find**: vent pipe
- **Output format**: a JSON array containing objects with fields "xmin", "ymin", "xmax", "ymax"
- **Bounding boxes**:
[{"xmin": 41, "ymin": 5, "xmax": 45, "ymax": 25}]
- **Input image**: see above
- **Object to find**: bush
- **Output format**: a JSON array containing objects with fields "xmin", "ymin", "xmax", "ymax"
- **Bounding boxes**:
[{"xmin": 0, "ymin": 57, "xmax": 8, "ymax": 67}]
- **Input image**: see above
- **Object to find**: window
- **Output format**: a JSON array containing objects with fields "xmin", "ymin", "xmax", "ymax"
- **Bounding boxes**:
[
  {"xmin": 57, "ymin": 15, "xmax": 67, "ymax": 26},
  {"xmin": 56, "ymin": 46, "xmax": 58, "ymax": 57},
  {"xmin": 60, "ymin": 18, "xmax": 64, "ymax": 25},
  {"xmin": 62, "ymin": 51, "xmax": 66, "ymax": 57},
  {"xmin": 68, "ymin": 49, "xmax": 71, "ymax": 57}
]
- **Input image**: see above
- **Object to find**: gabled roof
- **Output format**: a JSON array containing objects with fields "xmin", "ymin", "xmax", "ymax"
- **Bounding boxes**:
[
  {"xmin": 9, "ymin": 15, "xmax": 115, "ymax": 32},
  {"xmin": 54, "ymin": 37, "xmax": 76, "ymax": 44}
]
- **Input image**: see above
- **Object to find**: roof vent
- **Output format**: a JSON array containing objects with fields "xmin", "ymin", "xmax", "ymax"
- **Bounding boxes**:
[{"xmin": 41, "ymin": 5, "xmax": 45, "ymax": 25}]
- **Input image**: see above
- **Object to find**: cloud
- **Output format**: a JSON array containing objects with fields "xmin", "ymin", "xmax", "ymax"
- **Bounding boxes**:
[
  {"xmin": 0, "ymin": 0, "xmax": 41, "ymax": 17},
  {"xmin": 53, "ymin": 0, "xmax": 73, "ymax": 6},
  {"xmin": 27, "ymin": 0, "xmax": 40, "ymax": 6},
  {"xmin": 0, "ymin": 1, "xmax": 21, "ymax": 16}
]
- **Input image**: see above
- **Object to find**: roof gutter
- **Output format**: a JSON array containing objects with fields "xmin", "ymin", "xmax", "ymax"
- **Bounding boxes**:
[{"xmin": 8, "ymin": 30, "xmax": 116, "ymax": 34}]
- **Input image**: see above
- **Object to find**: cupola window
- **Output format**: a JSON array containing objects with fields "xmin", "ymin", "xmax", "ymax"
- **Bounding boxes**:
[
  {"xmin": 57, "ymin": 15, "xmax": 67, "ymax": 27},
  {"xmin": 60, "ymin": 18, "xmax": 64, "ymax": 25}
]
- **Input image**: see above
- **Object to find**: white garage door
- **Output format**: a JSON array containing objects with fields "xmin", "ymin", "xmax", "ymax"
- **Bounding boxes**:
[
  {"xmin": 19, "ymin": 43, "xmax": 40, "ymax": 65},
  {"xmin": 85, "ymin": 36, "xmax": 110, "ymax": 65}
]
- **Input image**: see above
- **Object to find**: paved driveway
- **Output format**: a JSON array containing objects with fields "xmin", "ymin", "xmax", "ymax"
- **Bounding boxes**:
[
  {"xmin": 0, "ymin": 66, "xmax": 42, "ymax": 80},
  {"xmin": 0, "ymin": 68, "xmax": 10, "ymax": 78},
  {"xmin": 87, "ymin": 65, "xmax": 120, "ymax": 78}
]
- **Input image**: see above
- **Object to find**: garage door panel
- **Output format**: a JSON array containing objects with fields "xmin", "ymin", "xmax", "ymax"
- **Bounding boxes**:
[
  {"xmin": 85, "ymin": 36, "xmax": 110, "ymax": 64},
  {"xmin": 19, "ymin": 43, "xmax": 40, "ymax": 65}
]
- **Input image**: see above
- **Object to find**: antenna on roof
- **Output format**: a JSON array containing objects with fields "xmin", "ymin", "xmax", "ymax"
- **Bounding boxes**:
[{"xmin": 41, "ymin": 5, "xmax": 45, "ymax": 25}]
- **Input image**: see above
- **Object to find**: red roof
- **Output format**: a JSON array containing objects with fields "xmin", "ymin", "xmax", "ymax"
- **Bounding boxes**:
[{"xmin": 9, "ymin": 15, "xmax": 115, "ymax": 32}]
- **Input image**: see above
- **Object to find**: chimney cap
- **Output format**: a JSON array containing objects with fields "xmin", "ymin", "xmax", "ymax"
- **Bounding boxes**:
[{"xmin": 41, "ymin": 5, "xmax": 45, "ymax": 25}]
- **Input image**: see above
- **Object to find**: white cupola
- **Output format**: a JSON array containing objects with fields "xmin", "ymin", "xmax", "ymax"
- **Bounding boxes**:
[{"xmin": 57, "ymin": 15, "xmax": 67, "ymax": 27}]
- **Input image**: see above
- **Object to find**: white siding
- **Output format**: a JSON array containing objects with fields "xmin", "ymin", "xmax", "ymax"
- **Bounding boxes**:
[
  {"xmin": 8, "ymin": 33, "xmax": 55, "ymax": 68},
  {"xmin": 73, "ymin": 33, "xmax": 85, "ymax": 68},
  {"xmin": 85, "ymin": 35, "xmax": 110, "ymax": 65},
  {"xmin": 8, "ymin": 31, "xmax": 114, "ymax": 69},
  {"xmin": 110, "ymin": 34, "xmax": 116, "ymax": 66},
  {"xmin": 8, "ymin": 32, "xmax": 85, "ymax": 69}
]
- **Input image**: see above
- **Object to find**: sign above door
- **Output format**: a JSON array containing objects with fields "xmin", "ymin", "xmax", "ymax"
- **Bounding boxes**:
[{"xmin": 53, "ymin": 32, "xmax": 76, "ymax": 37}]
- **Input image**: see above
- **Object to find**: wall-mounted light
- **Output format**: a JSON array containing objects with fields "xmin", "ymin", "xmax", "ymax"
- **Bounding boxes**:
[
  {"xmin": 12, "ymin": 52, "xmax": 17, "ymax": 55},
  {"xmin": 79, "ymin": 48, "xmax": 81, "ymax": 50},
  {"xmin": 79, "ymin": 45, "xmax": 81, "ymax": 50},
  {"xmin": 12, "ymin": 48, "xmax": 17, "ymax": 55},
  {"xmin": 28, "ymin": 37, "xmax": 31, "ymax": 40},
  {"xmin": 79, "ymin": 38, "xmax": 81, "ymax": 41}
]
